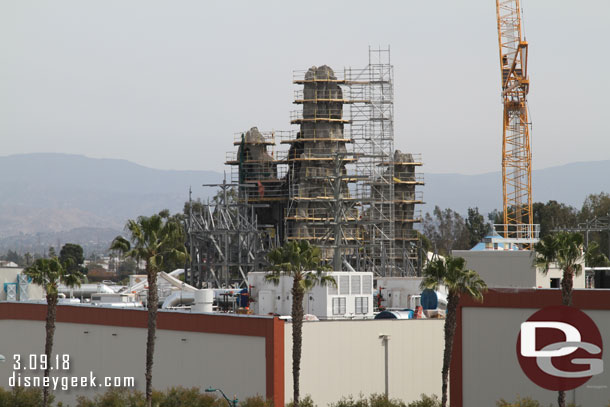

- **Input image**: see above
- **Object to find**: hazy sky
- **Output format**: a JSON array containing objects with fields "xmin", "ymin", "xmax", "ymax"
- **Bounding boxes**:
[{"xmin": 1, "ymin": 0, "xmax": 608, "ymax": 174}]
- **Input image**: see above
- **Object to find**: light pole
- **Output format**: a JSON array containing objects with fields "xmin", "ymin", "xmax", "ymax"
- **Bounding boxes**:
[
  {"xmin": 205, "ymin": 387, "xmax": 238, "ymax": 407},
  {"xmin": 379, "ymin": 334, "xmax": 391, "ymax": 398}
]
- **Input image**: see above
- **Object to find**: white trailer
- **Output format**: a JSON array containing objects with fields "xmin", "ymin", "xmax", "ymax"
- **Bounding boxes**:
[{"xmin": 248, "ymin": 271, "xmax": 374, "ymax": 320}]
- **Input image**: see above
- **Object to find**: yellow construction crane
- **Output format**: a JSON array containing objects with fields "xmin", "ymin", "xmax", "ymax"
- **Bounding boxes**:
[{"xmin": 496, "ymin": 0, "xmax": 533, "ymax": 240}]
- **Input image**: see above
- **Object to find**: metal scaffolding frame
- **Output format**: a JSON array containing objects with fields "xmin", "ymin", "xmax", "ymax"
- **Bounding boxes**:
[
  {"xmin": 552, "ymin": 215, "xmax": 610, "ymax": 254},
  {"xmin": 184, "ymin": 180, "xmax": 276, "ymax": 288},
  {"xmin": 189, "ymin": 48, "xmax": 425, "ymax": 286},
  {"xmin": 346, "ymin": 47, "xmax": 405, "ymax": 276}
]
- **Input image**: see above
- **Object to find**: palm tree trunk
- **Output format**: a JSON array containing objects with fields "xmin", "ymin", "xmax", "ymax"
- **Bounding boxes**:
[
  {"xmin": 145, "ymin": 267, "xmax": 158, "ymax": 407},
  {"xmin": 561, "ymin": 268, "xmax": 574, "ymax": 306},
  {"xmin": 291, "ymin": 277, "xmax": 305, "ymax": 407},
  {"xmin": 43, "ymin": 294, "xmax": 58, "ymax": 407},
  {"xmin": 558, "ymin": 267, "xmax": 574, "ymax": 407},
  {"xmin": 441, "ymin": 292, "xmax": 459, "ymax": 407}
]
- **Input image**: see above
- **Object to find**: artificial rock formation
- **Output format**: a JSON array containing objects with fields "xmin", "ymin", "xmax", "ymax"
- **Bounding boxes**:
[{"xmin": 287, "ymin": 66, "xmax": 352, "ymax": 247}]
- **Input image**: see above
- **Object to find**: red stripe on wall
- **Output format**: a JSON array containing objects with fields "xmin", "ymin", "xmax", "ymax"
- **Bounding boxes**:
[
  {"xmin": 450, "ymin": 303, "xmax": 463, "ymax": 407},
  {"xmin": 0, "ymin": 302, "xmax": 285, "ymax": 406},
  {"xmin": 266, "ymin": 316, "xmax": 285, "ymax": 405}
]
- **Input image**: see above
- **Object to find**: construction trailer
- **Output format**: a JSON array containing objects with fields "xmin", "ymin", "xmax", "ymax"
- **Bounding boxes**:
[{"xmin": 248, "ymin": 271, "xmax": 374, "ymax": 320}]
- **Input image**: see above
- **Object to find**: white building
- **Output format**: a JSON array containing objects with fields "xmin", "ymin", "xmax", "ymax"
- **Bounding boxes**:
[
  {"xmin": 248, "ymin": 271, "xmax": 374, "ymax": 319},
  {"xmin": 453, "ymin": 249, "xmax": 586, "ymax": 289},
  {"xmin": 0, "ymin": 267, "xmax": 44, "ymax": 301}
]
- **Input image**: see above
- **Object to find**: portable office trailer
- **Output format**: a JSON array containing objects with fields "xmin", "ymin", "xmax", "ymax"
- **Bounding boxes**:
[{"xmin": 248, "ymin": 271, "xmax": 374, "ymax": 319}]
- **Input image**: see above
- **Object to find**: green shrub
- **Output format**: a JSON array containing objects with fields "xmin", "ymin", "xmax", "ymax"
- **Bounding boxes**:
[
  {"xmin": 240, "ymin": 395, "xmax": 274, "ymax": 407},
  {"xmin": 155, "ymin": 387, "xmax": 221, "ymax": 407},
  {"xmin": 496, "ymin": 396, "xmax": 580, "ymax": 407},
  {"xmin": 368, "ymin": 394, "xmax": 406, "ymax": 407},
  {"xmin": 0, "ymin": 386, "xmax": 54, "ymax": 407},
  {"xmin": 406, "ymin": 394, "xmax": 441, "ymax": 407},
  {"xmin": 75, "ymin": 387, "xmax": 146, "ymax": 407},
  {"xmin": 75, "ymin": 387, "xmax": 272, "ymax": 407},
  {"xmin": 287, "ymin": 395, "xmax": 316, "ymax": 407},
  {"xmin": 331, "ymin": 394, "xmax": 369, "ymax": 407},
  {"xmin": 330, "ymin": 394, "xmax": 408, "ymax": 407}
]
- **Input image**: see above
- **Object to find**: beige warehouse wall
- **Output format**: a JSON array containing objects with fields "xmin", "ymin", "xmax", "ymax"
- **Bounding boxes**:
[
  {"xmin": 462, "ymin": 307, "xmax": 610, "ymax": 406},
  {"xmin": 453, "ymin": 250, "xmax": 586, "ymax": 289},
  {"xmin": 453, "ymin": 250, "xmax": 536, "ymax": 288},
  {"xmin": 535, "ymin": 266, "xmax": 586, "ymax": 289},
  {"xmin": 284, "ymin": 319, "xmax": 444, "ymax": 406},
  {"xmin": 0, "ymin": 319, "xmax": 266, "ymax": 406}
]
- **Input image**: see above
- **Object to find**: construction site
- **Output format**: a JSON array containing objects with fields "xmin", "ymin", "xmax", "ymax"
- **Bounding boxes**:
[
  {"xmin": 5, "ymin": 2, "xmax": 610, "ymax": 406},
  {"xmin": 184, "ymin": 48, "xmax": 425, "ymax": 288}
]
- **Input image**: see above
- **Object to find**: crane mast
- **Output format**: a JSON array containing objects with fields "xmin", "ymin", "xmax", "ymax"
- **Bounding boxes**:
[{"xmin": 496, "ymin": 0, "xmax": 533, "ymax": 241}]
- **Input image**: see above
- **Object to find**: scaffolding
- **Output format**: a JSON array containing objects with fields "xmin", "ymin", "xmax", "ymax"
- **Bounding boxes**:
[
  {"xmin": 283, "ymin": 48, "xmax": 425, "ymax": 275},
  {"xmin": 194, "ymin": 47, "xmax": 425, "ymax": 286},
  {"xmin": 184, "ymin": 180, "xmax": 276, "ymax": 288},
  {"xmin": 224, "ymin": 129, "xmax": 288, "ymax": 204},
  {"xmin": 284, "ymin": 65, "xmax": 360, "ymax": 270},
  {"xmin": 346, "ymin": 48, "xmax": 401, "ymax": 275}
]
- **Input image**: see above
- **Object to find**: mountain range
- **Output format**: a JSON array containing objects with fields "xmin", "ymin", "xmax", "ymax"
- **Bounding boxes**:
[
  {"xmin": 424, "ymin": 160, "xmax": 610, "ymax": 216},
  {"xmin": 0, "ymin": 153, "xmax": 220, "ymax": 253},
  {"xmin": 1, "ymin": 153, "xmax": 608, "ymax": 254}
]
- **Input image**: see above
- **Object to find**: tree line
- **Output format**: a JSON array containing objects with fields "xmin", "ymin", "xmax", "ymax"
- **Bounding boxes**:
[{"xmin": 422, "ymin": 192, "xmax": 610, "ymax": 260}]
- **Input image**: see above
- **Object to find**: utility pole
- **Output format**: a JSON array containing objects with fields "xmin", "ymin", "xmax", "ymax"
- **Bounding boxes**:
[
  {"xmin": 379, "ymin": 334, "xmax": 390, "ymax": 397},
  {"xmin": 188, "ymin": 186, "xmax": 194, "ymax": 286}
]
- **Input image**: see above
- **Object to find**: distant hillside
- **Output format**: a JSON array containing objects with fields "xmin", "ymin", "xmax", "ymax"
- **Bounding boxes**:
[
  {"xmin": 424, "ymin": 160, "xmax": 610, "ymax": 216},
  {"xmin": 0, "ymin": 153, "xmax": 222, "ymax": 239},
  {"xmin": 0, "ymin": 227, "xmax": 122, "ymax": 257},
  {"xmin": 1, "ymin": 153, "xmax": 609, "ymax": 254}
]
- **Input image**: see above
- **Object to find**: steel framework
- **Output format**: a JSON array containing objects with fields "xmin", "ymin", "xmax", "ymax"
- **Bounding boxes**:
[
  {"xmin": 206, "ymin": 48, "xmax": 425, "ymax": 284},
  {"xmin": 347, "ymin": 48, "xmax": 398, "ymax": 275},
  {"xmin": 552, "ymin": 215, "xmax": 610, "ymax": 254},
  {"xmin": 184, "ymin": 180, "xmax": 274, "ymax": 288}
]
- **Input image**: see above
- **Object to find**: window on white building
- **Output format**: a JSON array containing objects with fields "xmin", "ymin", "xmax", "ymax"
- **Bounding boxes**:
[
  {"xmin": 355, "ymin": 297, "xmax": 369, "ymax": 314},
  {"xmin": 332, "ymin": 297, "xmax": 346, "ymax": 315}
]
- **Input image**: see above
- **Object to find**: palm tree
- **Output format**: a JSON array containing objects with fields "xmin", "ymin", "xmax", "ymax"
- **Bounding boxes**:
[
  {"xmin": 24, "ymin": 257, "xmax": 83, "ymax": 407},
  {"xmin": 266, "ymin": 241, "xmax": 333, "ymax": 407},
  {"xmin": 110, "ymin": 210, "xmax": 188, "ymax": 407},
  {"xmin": 534, "ymin": 231, "xmax": 584, "ymax": 407},
  {"xmin": 585, "ymin": 241, "xmax": 609, "ymax": 268},
  {"xmin": 534, "ymin": 232, "xmax": 584, "ymax": 307},
  {"xmin": 420, "ymin": 255, "xmax": 486, "ymax": 407}
]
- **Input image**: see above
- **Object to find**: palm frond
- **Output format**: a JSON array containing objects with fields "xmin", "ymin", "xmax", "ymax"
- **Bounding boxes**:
[
  {"xmin": 24, "ymin": 257, "xmax": 82, "ymax": 295},
  {"xmin": 109, "ymin": 236, "xmax": 130, "ymax": 254},
  {"xmin": 265, "ymin": 272, "xmax": 282, "ymax": 286},
  {"xmin": 112, "ymin": 210, "xmax": 188, "ymax": 275},
  {"xmin": 420, "ymin": 255, "xmax": 487, "ymax": 301},
  {"xmin": 318, "ymin": 273, "xmax": 337, "ymax": 287},
  {"xmin": 266, "ymin": 241, "xmax": 331, "ymax": 292},
  {"xmin": 534, "ymin": 232, "xmax": 584, "ymax": 276}
]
